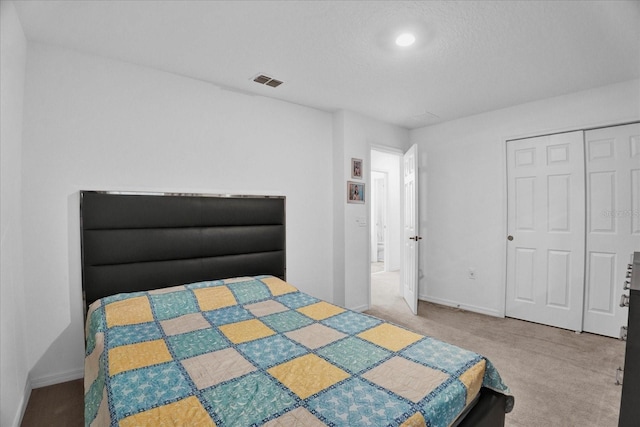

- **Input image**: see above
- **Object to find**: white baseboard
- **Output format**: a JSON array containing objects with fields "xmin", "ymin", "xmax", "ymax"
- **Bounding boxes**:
[
  {"xmin": 349, "ymin": 304, "xmax": 369, "ymax": 313},
  {"xmin": 29, "ymin": 367, "xmax": 84, "ymax": 389},
  {"xmin": 14, "ymin": 377, "xmax": 32, "ymax": 427},
  {"xmin": 419, "ymin": 294, "xmax": 502, "ymax": 318}
]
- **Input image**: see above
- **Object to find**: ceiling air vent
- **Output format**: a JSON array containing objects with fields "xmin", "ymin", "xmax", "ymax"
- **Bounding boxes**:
[{"xmin": 252, "ymin": 74, "xmax": 284, "ymax": 88}]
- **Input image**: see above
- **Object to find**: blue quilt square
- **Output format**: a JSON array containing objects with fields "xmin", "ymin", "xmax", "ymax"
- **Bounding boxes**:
[
  {"xmin": 149, "ymin": 291, "xmax": 199, "ymax": 321},
  {"xmin": 201, "ymin": 372, "xmax": 297, "ymax": 426},
  {"xmin": 401, "ymin": 338, "xmax": 482, "ymax": 375},
  {"xmin": 260, "ymin": 310, "xmax": 314, "ymax": 333},
  {"xmin": 420, "ymin": 379, "xmax": 466, "ymax": 427},
  {"xmin": 108, "ymin": 362, "xmax": 192, "ymax": 420},
  {"xmin": 102, "ymin": 291, "xmax": 147, "ymax": 306},
  {"xmin": 106, "ymin": 322, "xmax": 163, "ymax": 348},
  {"xmin": 238, "ymin": 335, "xmax": 306, "ymax": 369},
  {"xmin": 228, "ymin": 279, "xmax": 271, "ymax": 304},
  {"xmin": 85, "ymin": 309, "xmax": 106, "ymax": 355},
  {"xmin": 317, "ymin": 337, "xmax": 390, "ymax": 374},
  {"xmin": 276, "ymin": 293, "xmax": 319, "ymax": 309},
  {"xmin": 308, "ymin": 377, "xmax": 411, "ymax": 426},
  {"xmin": 185, "ymin": 280, "xmax": 225, "ymax": 290},
  {"xmin": 203, "ymin": 305, "xmax": 252, "ymax": 326},
  {"xmin": 321, "ymin": 311, "xmax": 382, "ymax": 335},
  {"xmin": 85, "ymin": 354, "xmax": 105, "ymax": 423},
  {"xmin": 167, "ymin": 328, "xmax": 228, "ymax": 360}
]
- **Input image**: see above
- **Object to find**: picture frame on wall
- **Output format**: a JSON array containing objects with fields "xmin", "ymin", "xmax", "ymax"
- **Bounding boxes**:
[
  {"xmin": 351, "ymin": 158, "xmax": 363, "ymax": 179},
  {"xmin": 347, "ymin": 181, "xmax": 365, "ymax": 204}
]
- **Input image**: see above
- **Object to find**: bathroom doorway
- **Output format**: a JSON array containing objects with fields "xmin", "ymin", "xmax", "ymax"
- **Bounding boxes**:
[
  {"xmin": 371, "ymin": 171, "xmax": 388, "ymax": 272},
  {"xmin": 370, "ymin": 148, "xmax": 402, "ymax": 306}
]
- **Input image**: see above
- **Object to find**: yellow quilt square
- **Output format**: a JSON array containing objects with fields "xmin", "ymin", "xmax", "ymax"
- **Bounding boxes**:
[
  {"xmin": 459, "ymin": 359, "xmax": 486, "ymax": 405},
  {"xmin": 268, "ymin": 354, "xmax": 349, "ymax": 399},
  {"xmin": 193, "ymin": 286, "xmax": 237, "ymax": 311},
  {"xmin": 261, "ymin": 277, "xmax": 298, "ymax": 296},
  {"xmin": 297, "ymin": 301, "xmax": 345, "ymax": 320},
  {"xmin": 105, "ymin": 296, "xmax": 154, "ymax": 328},
  {"xmin": 400, "ymin": 412, "xmax": 427, "ymax": 427},
  {"xmin": 108, "ymin": 339, "xmax": 173, "ymax": 376},
  {"xmin": 120, "ymin": 396, "xmax": 215, "ymax": 427},
  {"xmin": 357, "ymin": 323, "xmax": 423, "ymax": 352},
  {"xmin": 218, "ymin": 319, "xmax": 275, "ymax": 344}
]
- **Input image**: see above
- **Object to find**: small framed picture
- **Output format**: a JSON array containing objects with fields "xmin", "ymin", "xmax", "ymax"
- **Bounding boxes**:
[
  {"xmin": 347, "ymin": 181, "xmax": 365, "ymax": 204},
  {"xmin": 351, "ymin": 158, "xmax": 363, "ymax": 179}
]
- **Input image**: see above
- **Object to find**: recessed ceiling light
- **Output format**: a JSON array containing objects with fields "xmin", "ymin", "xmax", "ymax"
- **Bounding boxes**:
[{"xmin": 395, "ymin": 33, "xmax": 416, "ymax": 47}]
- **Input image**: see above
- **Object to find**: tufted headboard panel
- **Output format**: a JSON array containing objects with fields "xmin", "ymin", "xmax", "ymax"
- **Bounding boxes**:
[{"xmin": 80, "ymin": 191, "xmax": 285, "ymax": 312}]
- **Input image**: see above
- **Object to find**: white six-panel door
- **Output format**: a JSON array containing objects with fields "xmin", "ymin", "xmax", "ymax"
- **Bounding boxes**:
[
  {"xmin": 506, "ymin": 131, "xmax": 586, "ymax": 331},
  {"xmin": 583, "ymin": 123, "xmax": 640, "ymax": 337},
  {"xmin": 403, "ymin": 144, "xmax": 419, "ymax": 315}
]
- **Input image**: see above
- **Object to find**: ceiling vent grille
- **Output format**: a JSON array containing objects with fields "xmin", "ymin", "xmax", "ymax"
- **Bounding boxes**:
[{"xmin": 252, "ymin": 74, "xmax": 283, "ymax": 88}]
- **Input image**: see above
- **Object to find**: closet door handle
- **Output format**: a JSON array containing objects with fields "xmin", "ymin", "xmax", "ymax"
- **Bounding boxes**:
[{"xmin": 507, "ymin": 235, "xmax": 514, "ymax": 241}]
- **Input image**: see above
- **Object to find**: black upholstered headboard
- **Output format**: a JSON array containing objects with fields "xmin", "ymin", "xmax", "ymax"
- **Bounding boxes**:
[{"xmin": 80, "ymin": 191, "xmax": 286, "ymax": 312}]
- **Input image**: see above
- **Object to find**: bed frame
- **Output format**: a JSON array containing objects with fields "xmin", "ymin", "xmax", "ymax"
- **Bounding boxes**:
[
  {"xmin": 79, "ymin": 190, "xmax": 507, "ymax": 427},
  {"xmin": 80, "ymin": 191, "xmax": 286, "ymax": 312}
]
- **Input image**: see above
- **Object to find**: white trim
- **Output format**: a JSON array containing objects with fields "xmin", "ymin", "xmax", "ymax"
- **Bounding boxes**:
[
  {"xmin": 29, "ymin": 367, "xmax": 84, "ymax": 389},
  {"xmin": 349, "ymin": 304, "xmax": 370, "ymax": 313},
  {"xmin": 369, "ymin": 144, "xmax": 404, "ymax": 155},
  {"xmin": 15, "ymin": 368, "xmax": 85, "ymax": 426},
  {"xmin": 501, "ymin": 118, "xmax": 640, "ymax": 144},
  {"xmin": 14, "ymin": 379, "xmax": 31, "ymax": 427},
  {"xmin": 419, "ymin": 295, "xmax": 503, "ymax": 318},
  {"xmin": 498, "ymin": 135, "xmax": 508, "ymax": 318}
]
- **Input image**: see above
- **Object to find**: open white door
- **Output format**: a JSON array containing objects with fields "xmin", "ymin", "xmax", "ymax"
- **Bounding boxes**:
[{"xmin": 403, "ymin": 144, "xmax": 420, "ymax": 314}]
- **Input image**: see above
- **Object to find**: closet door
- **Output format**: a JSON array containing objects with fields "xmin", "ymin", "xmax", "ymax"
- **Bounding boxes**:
[
  {"xmin": 506, "ymin": 131, "xmax": 586, "ymax": 331},
  {"xmin": 583, "ymin": 123, "xmax": 640, "ymax": 337}
]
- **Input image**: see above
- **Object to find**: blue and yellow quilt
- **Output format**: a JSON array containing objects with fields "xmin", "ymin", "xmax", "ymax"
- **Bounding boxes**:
[{"xmin": 85, "ymin": 276, "xmax": 511, "ymax": 426}]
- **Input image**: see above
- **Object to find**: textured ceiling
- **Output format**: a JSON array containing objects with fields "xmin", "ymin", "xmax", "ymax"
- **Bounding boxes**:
[{"xmin": 13, "ymin": 0, "xmax": 640, "ymax": 129}]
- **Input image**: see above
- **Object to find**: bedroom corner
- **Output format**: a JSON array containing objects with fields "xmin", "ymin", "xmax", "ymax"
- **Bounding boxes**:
[{"xmin": 1, "ymin": 2, "xmax": 30, "ymax": 426}]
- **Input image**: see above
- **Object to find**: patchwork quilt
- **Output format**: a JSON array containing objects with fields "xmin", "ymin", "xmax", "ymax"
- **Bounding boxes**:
[{"xmin": 85, "ymin": 276, "xmax": 511, "ymax": 427}]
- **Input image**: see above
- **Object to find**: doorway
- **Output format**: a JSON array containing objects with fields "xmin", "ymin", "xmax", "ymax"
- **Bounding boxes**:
[
  {"xmin": 371, "ymin": 171, "xmax": 387, "ymax": 272},
  {"xmin": 370, "ymin": 148, "xmax": 402, "ymax": 307}
]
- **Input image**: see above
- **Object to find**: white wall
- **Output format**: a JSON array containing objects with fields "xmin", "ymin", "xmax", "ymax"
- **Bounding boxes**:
[
  {"xmin": 20, "ymin": 42, "xmax": 334, "ymax": 386},
  {"xmin": 0, "ymin": 2, "xmax": 29, "ymax": 425},
  {"xmin": 411, "ymin": 79, "xmax": 640, "ymax": 316},
  {"xmin": 333, "ymin": 111, "xmax": 409, "ymax": 311}
]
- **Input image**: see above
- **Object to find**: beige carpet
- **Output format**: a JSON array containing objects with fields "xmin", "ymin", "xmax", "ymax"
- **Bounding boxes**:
[{"xmin": 366, "ymin": 270, "xmax": 625, "ymax": 427}]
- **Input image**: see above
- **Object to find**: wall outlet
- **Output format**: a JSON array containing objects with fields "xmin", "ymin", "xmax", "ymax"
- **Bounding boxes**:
[{"xmin": 468, "ymin": 268, "xmax": 476, "ymax": 280}]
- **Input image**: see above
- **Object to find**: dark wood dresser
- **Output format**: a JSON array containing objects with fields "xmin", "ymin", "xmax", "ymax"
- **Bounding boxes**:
[{"xmin": 619, "ymin": 251, "xmax": 640, "ymax": 427}]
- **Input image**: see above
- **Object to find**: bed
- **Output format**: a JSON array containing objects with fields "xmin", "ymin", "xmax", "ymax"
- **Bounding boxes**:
[{"xmin": 81, "ymin": 191, "xmax": 513, "ymax": 427}]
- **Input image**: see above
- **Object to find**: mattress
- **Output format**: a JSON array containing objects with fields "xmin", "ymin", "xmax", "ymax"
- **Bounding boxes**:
[{"xmin": 84, "ymin": 276, "xmax": 511, "ymax": 426}]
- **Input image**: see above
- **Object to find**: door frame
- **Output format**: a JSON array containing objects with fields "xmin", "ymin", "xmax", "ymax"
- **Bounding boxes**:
[
  {"xmin": 368, "ymin": 145, "xmax": 405, "ymax": 309},
  {"xmin": 502, "ymin": 119, "xmax": 640, "ymax": 321}
]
